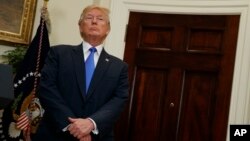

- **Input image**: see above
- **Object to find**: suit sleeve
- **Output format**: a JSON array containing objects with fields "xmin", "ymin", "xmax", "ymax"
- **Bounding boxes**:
[{"xmin": 38, "ymin": 47, "xmax": 76, "ymax": 132}]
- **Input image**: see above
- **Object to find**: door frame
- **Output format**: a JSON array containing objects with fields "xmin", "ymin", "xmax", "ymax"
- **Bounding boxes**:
[{"xmin": 104, "ymin": 0, "xmax": 250, "ymax": 140}]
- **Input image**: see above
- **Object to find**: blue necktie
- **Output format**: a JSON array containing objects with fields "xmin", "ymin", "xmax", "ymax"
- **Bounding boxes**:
[{"xmin": 85, "ymin": 47, "xmax": 96, "ymax": 93}]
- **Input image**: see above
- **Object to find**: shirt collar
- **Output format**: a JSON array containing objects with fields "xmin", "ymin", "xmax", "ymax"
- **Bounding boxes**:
[{"xmin": 82, "ymin": 40, "xmax": 103, "ymax": 55}]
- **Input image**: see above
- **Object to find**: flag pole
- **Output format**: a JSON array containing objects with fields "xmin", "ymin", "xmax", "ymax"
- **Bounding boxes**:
[{"xmin": 43, "ymin": 0, "xmax": 49, "ymax": 8}]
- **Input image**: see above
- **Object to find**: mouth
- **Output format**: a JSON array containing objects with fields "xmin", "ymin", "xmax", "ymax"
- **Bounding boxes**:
[{"xmin": 89, "ymin": 27, "xmax": 98, "ymax": 31}]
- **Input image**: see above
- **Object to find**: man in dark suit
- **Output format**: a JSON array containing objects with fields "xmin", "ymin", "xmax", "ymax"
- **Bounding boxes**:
[{"xmin": 32, "ymin": 5, "xmax": 129, "ymax": 141}]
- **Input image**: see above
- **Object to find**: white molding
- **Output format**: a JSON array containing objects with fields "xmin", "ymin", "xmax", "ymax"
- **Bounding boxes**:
[{"xmin": 106, "ymin": 0, "xmax": 250, "ymax": 141}]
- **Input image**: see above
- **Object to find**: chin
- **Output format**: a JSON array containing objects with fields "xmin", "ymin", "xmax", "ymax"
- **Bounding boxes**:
[{"xmin": 89, "ymin": 33, "xmax": 101, "ymax": 37}]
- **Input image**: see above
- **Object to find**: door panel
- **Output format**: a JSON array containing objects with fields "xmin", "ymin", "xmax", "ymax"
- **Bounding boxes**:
[
  {"xmin": 128, "ymin": 68, "xmax": 169, "ymax": 141},
  {"xmin": 115, "ymin": 13, "xmax": 239, "ymax": 141},
  {"xmin": 178, "ymin": 71, "xmax": 218, "ymax": 141}
]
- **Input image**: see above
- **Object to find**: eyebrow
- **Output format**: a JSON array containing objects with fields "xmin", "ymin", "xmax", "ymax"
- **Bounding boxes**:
[{"xmin": 85, "ymin": 14, "xmax": 105, "ymax": 17}]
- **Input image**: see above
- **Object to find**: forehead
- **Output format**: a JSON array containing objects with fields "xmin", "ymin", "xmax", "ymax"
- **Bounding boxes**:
[{"xmin": 85, "ymin": 8, "xmax": 105, "ymax": 16}]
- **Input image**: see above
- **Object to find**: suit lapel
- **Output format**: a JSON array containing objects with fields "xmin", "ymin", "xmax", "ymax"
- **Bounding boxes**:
[
  {"xmin": 86, "ymin": 49, "xmax": 111, "ymax": 97},
  {"xmin": 72, "ymin": 44, "xmax": 85, "ymax": 98}
]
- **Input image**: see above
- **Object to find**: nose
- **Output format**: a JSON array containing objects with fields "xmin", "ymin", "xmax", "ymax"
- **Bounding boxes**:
[{"xmin": 91, "ymin": 17, "xmax": 98, "ymax": 24}]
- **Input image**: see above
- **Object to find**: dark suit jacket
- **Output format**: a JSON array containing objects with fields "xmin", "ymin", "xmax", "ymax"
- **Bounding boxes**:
[{"xmin": 32, "ymin": 44, "xmax": 129, "ymax": 141}]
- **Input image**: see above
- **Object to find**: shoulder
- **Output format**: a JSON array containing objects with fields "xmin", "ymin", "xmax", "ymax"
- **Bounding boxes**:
[
  {"xmin": 49, "ymin": 44, "xmax": 81, "ymax": 54},
  {"xmin": 104, "ymin": 51, "xmax": 128, "ymax": 67},
  {"xmin": 50, "ymin": 44, "xmax": 77, "ymax": 51}
]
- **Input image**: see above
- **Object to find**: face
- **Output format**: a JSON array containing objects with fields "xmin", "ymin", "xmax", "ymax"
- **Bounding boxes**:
[{"xmin": 79, "ymin": 8, "xmax": 110, "ymax": 44}]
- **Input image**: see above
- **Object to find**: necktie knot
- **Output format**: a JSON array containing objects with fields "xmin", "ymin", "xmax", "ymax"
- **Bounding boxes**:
[{"xmin": 89, "ymin": 47, "xmax": 97, "ymax": 53}]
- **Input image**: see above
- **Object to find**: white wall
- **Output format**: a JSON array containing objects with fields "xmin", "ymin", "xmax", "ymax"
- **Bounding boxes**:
[{"xmin": 36, "ymin": 0, "xmax": 93, "ymax": 46}]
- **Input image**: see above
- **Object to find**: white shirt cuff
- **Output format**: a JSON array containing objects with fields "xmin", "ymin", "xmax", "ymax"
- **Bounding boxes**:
[
  {"xmin": 62, "ymin": 124, "xmax": 70, "ymax": 132},
  {"xmin": 87, "ymin": 118, "xmax": 99, "ymax": 135}
]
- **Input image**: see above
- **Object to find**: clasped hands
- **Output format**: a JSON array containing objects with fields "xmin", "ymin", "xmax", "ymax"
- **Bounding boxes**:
[{"xmin": 67, "ymin": 117, "xmax": 94, "ymax": 141}]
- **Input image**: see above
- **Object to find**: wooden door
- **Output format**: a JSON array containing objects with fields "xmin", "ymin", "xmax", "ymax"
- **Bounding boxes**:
[{"xmin": 114, "ymin": 13, "xmax": 240, "ymax": 141}]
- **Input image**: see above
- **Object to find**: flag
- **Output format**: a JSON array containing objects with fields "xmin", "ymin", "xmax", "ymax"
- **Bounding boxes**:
[{"xmin": 0, "ymin": 7, "xmax": 50, "ymax": 141}]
